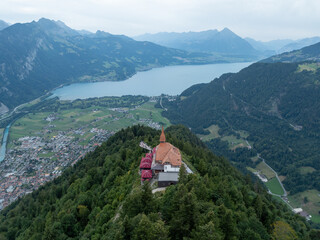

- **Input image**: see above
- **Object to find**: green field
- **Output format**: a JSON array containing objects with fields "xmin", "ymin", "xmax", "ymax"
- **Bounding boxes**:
[
  {"xmin": 297, "ymin": 63, "xmax": 320, "ymax": 73},
  {"xmin": 299, "ymin": 166, "xmax": 316, "ymax": 175},
  {"xmin": 236, "ymin": 130, "xmax": 249, "ymax": 138},
  {"xmin": 256, "ymin": 161, "xmax": 276, "ymax": 179},
  {"xmin": 221, "ymin": 135, "xmax": 249, "ymax": 150},
  {"xmin": 265, "ymin": 177, "xmax": 284, "ymax": 196},
  {"xmin": 197, "ymin": 124, "xmax": 220, "ymax": 141},
  {"xmin": 9, "ymin": 101, "xmax": 170, "ymax": 145},
  {"xmin": 288, "ymin": 189, "xmax": 320, "ymax": 223},
  {"xmin": 133, "ymin": 102, "xmax": 171, "ymax": 127},
  {"xmin": 251, "ymin": 156, "xmax": 259, "ymax": 162},
  {"xmin": 246, "ymin": 166, "xmax": 256, "ymax": 173}
]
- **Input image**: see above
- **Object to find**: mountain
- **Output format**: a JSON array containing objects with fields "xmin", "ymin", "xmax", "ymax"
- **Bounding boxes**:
[
  {"xmin": 0, "ymin": 19, "xmax": 214, "ymax": 110},
  {"xmin": 246, "ymin": 37, "xmax": 320, "ymax": 55},
  {"xmin": 262, "ymin": 41, "xmax": 320, "ymax": 63},
  {"xmin": 134, "ymin": 28, "xmax": 262, "ymax": 60},
  {"xmin": 0, "ymin": 20, "xmax": 10, "ymax": 31},
  {"xmin": 245, "ymin": 38, "xmax": 294, "ymax": 54},
  {"xmin": 163, "ymin": 62, "xmax": 320, "ymax": 198},
  {"xmin": 279, "ymin": 37, "xmax": 320, "ymax": 53},
  {"xmin": 0, "ymin": 125, "xmax": 315, "ymax": 239}
]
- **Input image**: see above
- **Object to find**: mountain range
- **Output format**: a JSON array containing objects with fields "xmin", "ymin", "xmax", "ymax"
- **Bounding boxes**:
[
  {"xmin": 134, "ymin": 29, "xmax": 262, "ymax": 60},
  {"xmin": 135, "ymin": 29, "xmax": 320, "ymax": 58},
  {"xmin": 0, "ymin": 18, "xmax": 216, "ymax": 110},
  {"xmin": 246, "ymin": 37, "xmax": 320, "ymax": 54}
]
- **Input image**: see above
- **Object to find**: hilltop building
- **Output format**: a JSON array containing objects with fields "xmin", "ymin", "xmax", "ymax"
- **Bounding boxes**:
[{"xmin": 139, "ymin": 127, "xmax": 183, "ymax": 187}]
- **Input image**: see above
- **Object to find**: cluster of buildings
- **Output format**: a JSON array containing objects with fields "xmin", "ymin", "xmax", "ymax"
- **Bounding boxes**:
[
  {"xmin": 0, "ymin": 127, "xmax": 112, "ymax": 210},
  {"xmin": 140, "ymin": 127, "xmax": 185, "ymax": 187}
]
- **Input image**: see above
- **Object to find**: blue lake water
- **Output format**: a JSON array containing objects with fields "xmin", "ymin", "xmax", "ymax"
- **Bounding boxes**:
[
  {"xmin": 52, "ymin": 62, "xmax": 252, "ymax": 100},
  {"xmin": 0, "ymin": 124, "xmax": 11, "ymax": 162}
]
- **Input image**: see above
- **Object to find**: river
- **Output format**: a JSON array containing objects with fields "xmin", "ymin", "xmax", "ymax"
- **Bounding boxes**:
[
  {"xmin": 0, "ymin": 124, "xmax": 11, "ymax": 162},
  {"xmin": 52, "ymin": 62, "xmax": 252, "ymax": 100}
]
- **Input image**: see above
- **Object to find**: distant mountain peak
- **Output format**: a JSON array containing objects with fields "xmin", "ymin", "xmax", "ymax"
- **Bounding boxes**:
[
  {"xmin": 221, "ymin": 27, "xmax": 232, "ymax": 33},
  {"xmin": 134, "ymin": 28, "xmax": 260, "ymax": 58},
  {"xmin": 0, "ymin": 20, "xmax": 10, "ymax": 31},
  {"xmin": 35, "ymin": 18, "xmax": 79, "ymax": 37}
]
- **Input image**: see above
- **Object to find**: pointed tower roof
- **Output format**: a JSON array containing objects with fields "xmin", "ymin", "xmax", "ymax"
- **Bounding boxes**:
[{"xmin": 160, "ymin": 126, "xmax": 166, "ymax": 143}]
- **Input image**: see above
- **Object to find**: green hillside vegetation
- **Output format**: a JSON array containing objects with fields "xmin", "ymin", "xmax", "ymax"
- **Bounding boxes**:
[
  {"xmin": 0, "ymin": 18, "xmax": 216, "ymax": 110},
  {"xmin": 162, "ymin": 61, "xmax": 320, "ymax": 224},
  {"xmin": 0, "ymin": 125, "xmax": 317, "ymax": 239},
  {"xmin": 163, "ymin": 62, "xmax": 320, "ymax": 194},
  {"xmin": 288, "ymin": 190, "xmax": 320, "ymax": 223},
  {"xmin": 262, "ymin": 42, "xmax": 320, "ymax": 63}
]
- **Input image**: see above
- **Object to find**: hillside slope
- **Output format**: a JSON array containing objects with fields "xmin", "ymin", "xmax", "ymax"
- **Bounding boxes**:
[
  {"xmin": 0, "ymin": 125, "xmax": 315, "ymax": 239},
  {"xmin": 262, "ymin": 41, "xmax": 320, "ymax": 63},
  {"xmin": 163, "ymin": 62, "xmax": 320, "ymax": 196},
  {"xmin": 0, "ymin": 18, "xmax": 214, "ymax": 110}
]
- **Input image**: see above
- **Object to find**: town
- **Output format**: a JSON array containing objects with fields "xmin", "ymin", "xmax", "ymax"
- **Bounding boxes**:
[{"xmin": 0, "ymin": 97, "xmax": 171, "ymax": 209}]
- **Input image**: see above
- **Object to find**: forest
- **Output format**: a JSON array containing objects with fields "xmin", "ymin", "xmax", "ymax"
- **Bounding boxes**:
[
  {"xmin": 0, "ymin": 125, "xmax": 318, "ymax": 239},
  {"xmin": 162, "ymin": 62, "xmax": 320, "ymax": 195}
]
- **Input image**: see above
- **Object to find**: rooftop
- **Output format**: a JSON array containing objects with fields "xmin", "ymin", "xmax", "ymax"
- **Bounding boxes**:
[{"xmin": 158, "ymin": 172, "xmax": 179, "ymax": 182}]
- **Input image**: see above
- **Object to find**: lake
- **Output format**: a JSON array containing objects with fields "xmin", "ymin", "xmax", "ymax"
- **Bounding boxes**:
[{"xmin": 52, "ymin": 62, "xmax": 252, "ymax": 100}]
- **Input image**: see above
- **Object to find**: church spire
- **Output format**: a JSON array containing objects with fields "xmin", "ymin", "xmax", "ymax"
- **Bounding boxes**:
[{"xmin": 160, "ymin": 126, "xmax": 166, "ymax": 143}]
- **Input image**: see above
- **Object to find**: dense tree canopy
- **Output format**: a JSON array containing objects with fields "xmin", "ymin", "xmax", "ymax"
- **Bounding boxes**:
[{"xmin": 0, "ymin": 125, "xmax": 317, "ymax": 239}]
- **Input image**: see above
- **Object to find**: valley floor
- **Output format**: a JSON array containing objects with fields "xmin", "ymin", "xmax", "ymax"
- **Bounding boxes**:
[{"xmin": 0, "ymin": 96, "xmax": 171, "ymax": 210}]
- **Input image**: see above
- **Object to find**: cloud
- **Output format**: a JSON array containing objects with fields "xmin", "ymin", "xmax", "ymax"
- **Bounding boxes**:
[{"xmin": 0, "ymin": 0, "xmax": 319, "ymax": 40}]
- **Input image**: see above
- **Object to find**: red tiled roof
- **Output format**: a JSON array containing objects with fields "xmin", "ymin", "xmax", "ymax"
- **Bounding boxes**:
[
  {"xmin": 155, "ymin": 126, "xmax": 182, "ymax": 167},
  {"xmin": 141, "ymin": 157, "xmax": 152, "ymax": 163},
  {"xmin": 140, "ymin": 161, "xmax": 151, "ymax": 169},
  {"xmin": 155, "ymin": 142, "xmax": 182, "ymax": 167},
  {"xmin": 141, "ymin": 170, "xmax": 152, "ymax": 179}
]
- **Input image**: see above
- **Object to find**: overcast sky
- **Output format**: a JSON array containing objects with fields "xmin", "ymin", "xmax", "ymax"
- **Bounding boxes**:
[{"xmin": 0, "ymin": 0, "xmax": 319, "ymax": 41}]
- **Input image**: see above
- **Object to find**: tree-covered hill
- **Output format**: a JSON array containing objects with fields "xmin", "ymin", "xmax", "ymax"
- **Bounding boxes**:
[
  {"xmin": 0, "ymin": 18, "xmax": 215, "ymax": 110},
  {"xmin": 0, "ymin": 125, "xmax": 316, "ymax": 239},
  {"xmin": 163, "ymin": 62, "xmax": 320, "ymax": 196},
  {"xmin": 262, "ymin": 41, "xmax": 320, "ymax": 63}
]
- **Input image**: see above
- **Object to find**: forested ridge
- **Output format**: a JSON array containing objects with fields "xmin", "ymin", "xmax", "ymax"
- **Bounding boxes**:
[
  {"xmin": 0, "ymin": 125, "xmax": 317, "ymax": 239},
  {"xmin": 163, "ymin": 62, "xmax": 320, "ymax": 195}
]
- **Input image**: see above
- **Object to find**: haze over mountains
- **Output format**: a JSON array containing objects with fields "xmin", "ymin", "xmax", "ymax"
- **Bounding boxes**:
[
  {"xmin": 1, "ymin": 18, "xmax": 319, "ymax": 111},
  {"xmin": 134, "ymin": 28, "xmax": 261, "ymax": 60},
  {"xmin": 135, "ymin": 29, "xmax": 320, "ymax": 58},
  {"xmin": 0, "ymin": 18, "xmax": 215, "ymax": 109}
]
